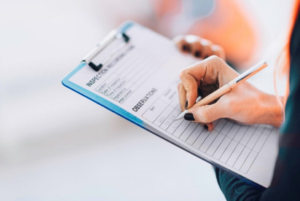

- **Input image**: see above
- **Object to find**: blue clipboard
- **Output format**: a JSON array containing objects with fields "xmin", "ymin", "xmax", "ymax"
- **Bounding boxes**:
[
  {"xmin": 62, "ymin": 22, "xmax": 144, "ymax": 127},
  {"xmin": 62, "ymin": 21, "xmax": 266, "ymax": 190}
]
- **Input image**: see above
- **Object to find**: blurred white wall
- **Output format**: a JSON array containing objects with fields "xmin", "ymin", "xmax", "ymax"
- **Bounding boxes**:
[{"xmin": 0, "ymin": 0, "xmax": 294, "ymax": 200}]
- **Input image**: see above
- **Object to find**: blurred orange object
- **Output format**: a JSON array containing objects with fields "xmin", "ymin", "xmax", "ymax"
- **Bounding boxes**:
[{"xmin": 151, "ymin": 0, "xmax": 258, "ymax": 68}]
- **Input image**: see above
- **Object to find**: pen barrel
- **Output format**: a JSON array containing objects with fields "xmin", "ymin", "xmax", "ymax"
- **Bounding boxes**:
[{"xmin": 195, "ymin": 84, "xmax": 231, "ymax": 107}]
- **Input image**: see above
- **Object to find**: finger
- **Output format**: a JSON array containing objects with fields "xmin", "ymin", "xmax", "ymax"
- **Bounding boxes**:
[
  {"xmin": 184, "ymin": 35, "xmax": 202, "ymax": 57},
  {"xmin": 199, "ymin": 122, "xmax": 214, "ymax": 131},
  {"xmin": 199, "ymin": 39, "xmax": 212, "ymax": 59},
  {"xmin": 177, "ymin": 82, "xmax": 187, "ymax": 111},
  {"xmin": 188, "ymin": 40, "xmax": 202, "ymax": 58},
  {"xmin": 180, "ymin": 56, "xmax": 223, "ymax": 86},
  {"xmin": 211, "ymin": 45, "xmax": 225, "ymax": 60},
  {"xmin": 173, "ymin": 35, "xmax": 184, "ymax": 50},
  {"xmin": 173, "ymin": 35, "xmax": 191, "ymax": 53},
  {"xmin": 189, "ymin": 102, "xmax": 224, "ymax": 123},
  {"xmin": 179, "ymin": 69, "xmax": 199, "ymax": 109},
  {"xmin": 205, "ymin": 122, "xmax": 214, "ymax": 131}
]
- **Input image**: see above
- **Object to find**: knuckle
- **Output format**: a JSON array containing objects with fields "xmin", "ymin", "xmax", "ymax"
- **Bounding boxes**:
[
  {"xmin": 185, "ymin": 35, "xmax": 200, "ymax": 43},
  {"xmin": 217, "ymin": 45, "xmax": 224, "ymax": 52},
  {"xmin": 211, "ymin": 45, "xmax": 219, "ymax": 53},
  {"xmin": 209, "ymin": 55, "xmax": 220, "ymax": 61},
  {"xmin": 192, "ymin": 40, "xmax": 202, "ymax": 50},
  {"xmin": 212, "ymin": 44, "xmax": 221, "ymax": 50},
  {"xmin": 190, "ymin": 40, "xmax": 200, "ymax": 46},
  {"xmin": 200, "ymin": 39, "xmax": 212, "ymax": 47},
  {"xmin": 212, "ymin": 45, "xmax": 225, "ymax": 57},
  {"xmin": 179, "ymin": 69, "xmax": 188, "ymax": 79},
  {"xmin": 208, "ymin": 55, "xmax": 224, "ymax": 66}
]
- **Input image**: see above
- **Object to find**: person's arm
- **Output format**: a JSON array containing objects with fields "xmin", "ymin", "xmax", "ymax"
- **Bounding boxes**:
[
  {"xmin": 173, "ymin": 35, "xmax": 283, "ymax": 130},
  {"xmin": 174, "ymin": 34, "xmax": 300, "ymax": 201},
  {"xmin": 218, "ymin": 5, "xmax": 300, "ymax": 199}
]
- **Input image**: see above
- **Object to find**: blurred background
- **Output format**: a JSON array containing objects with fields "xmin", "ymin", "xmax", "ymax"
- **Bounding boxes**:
[{"xmin": 0, "ymin": 0, "xmax": 295, "ymax": 200}]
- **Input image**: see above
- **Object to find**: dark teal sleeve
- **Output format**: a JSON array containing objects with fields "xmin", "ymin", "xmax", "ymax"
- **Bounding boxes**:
[
  {"xmin": 215, "ymin": 7, "xmax": 300, "ymax": 201},
  {"xmin": 215, "ymin": 168, "xmax": 264, "ymax": 200}
]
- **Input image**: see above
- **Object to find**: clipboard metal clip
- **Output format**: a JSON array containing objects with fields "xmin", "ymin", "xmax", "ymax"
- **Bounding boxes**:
[{"xmin": 81, "ymin": 31, "xmax": 130, "ymax": 72}]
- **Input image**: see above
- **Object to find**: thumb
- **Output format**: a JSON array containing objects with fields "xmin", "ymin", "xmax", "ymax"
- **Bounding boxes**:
[{"xmin": 189, "ymin": 102, "xmax": 224, "ymax": 123}]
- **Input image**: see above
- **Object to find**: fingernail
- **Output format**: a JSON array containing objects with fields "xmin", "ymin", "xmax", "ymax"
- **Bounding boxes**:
[
  {"xmin": 204, "ymin": 124, "xmax": 208, "ymax": 131},
  {"xmin": 194, "ymin": 51, "xmax": 200, "ymax": 57},
  {"xmin": 185, "ymin": 101, "xmax": 188, "ymax": 109},
  {"xmin": 183, "ymin": 45, "xmax": 191, "ymax": 52},
  {"xmin": 184, "ymin": 113, "xmax": 195, "ymax": 121}
]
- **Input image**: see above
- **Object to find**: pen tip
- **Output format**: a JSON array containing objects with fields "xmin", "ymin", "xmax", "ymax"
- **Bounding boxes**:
[{"xmin": 175, "ymin": 110, "xmax": 187, "ymax": 120}]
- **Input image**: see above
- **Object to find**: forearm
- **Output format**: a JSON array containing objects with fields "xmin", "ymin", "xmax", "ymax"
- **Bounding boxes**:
[{"xmin": 258, "ymin": 93, "xmax": 284, "ymax": 128}]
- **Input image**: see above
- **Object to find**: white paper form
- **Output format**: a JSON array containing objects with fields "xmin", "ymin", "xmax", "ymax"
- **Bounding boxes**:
[
  {"xmin": 67, "ymin": 24, "xmax": 279, "ymax": 188},
  {"xmin": 141, "ymin": 82, "xmax": 279, "ymax": 188}
]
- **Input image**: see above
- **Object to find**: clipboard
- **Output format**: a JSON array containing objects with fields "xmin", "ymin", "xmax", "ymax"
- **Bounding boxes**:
[
  {"xmin": 62, "ymin": 21, "xmax": 279, "ymax": 189},
  {"xmin": 62, "ymin": 22, "xmax": 143, "ymax": 127}
]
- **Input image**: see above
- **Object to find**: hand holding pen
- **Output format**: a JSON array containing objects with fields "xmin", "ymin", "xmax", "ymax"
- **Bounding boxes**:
[{"xmin": 175, "ymin": 56, "xmax": 283, "ymax": 131}]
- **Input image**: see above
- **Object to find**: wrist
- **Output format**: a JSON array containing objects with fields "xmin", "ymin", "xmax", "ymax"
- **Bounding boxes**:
[{"xmin": 258, "ymin": 92, "xmax": 284, "ymax": 128}]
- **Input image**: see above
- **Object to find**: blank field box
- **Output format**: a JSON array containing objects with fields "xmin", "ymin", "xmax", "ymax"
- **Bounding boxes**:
[
  {"xmin": 143, "ymin": 100, "xmax": 167, "ymax": 122},
  {"xmin": 221, "ymin": 121, "xmax": 233, "ymax": 135},
  {"xmin": 241, "ymin": 151, "xmax": 258, "ymax": 173},
  {"xmin": 165, "ymin": 108, "xmax": 183, "ymax": 133},
  {"xmin": 240, "ymin": 127, "xmax": 256, "ymax": 146},
  {"xmin": 206, "ymin": 134, "xmax": 225, "ymax": 156},
  {"xmin": 160, "ymin": 89, "xmax": 177, "ymax": 105},
  {"xmin": 227, "ymin": 144, "xmax": 244, "ymax": 166},
  {"xmin": 193, "ymin": 129, "xmax": 210, "ymax": 149},
  {"xmin": 154, "ymin": 106, "xmax": 174, "ymax": 127},
  {"xmin": 130, "ymin": 62, "xmax": 149, "ymax": 82},
  {"xmin": 103, "ymin": 74, "xmax": 118, "ymax": 85},
  {"xmin": 199, "ymin": 131, "xmax": 218, "ymax": 153},
  {"xmin": 253, "ymin": 134, "xmax": 268, "ymax": 152},
  {"xmin": 220, "ymin": 141, "xmax": 238, "ymax": 163},
  {"xmin": 214, "ymin": 119, "xmax": 227, "ymax": 132},
  {"xmin": 179, "ymin": 123, "xmax": 198, "ymax": 141},
  {"xmin": 173, "ymin": 120, "xmax": 190, "ymax": 138},
  {"xmin": 246, "ymin": 130, "xmax": 261, "ymax": 149},
  {"xmin": 255, "ymin": 125, "xmax": 265, "ymax": 133},
  {"xmin": 167, "ymin": 118, "xmax": 184, "ymax": 134},
  {"xmin": 227, "ymin": 124, "xmax": 240, "ymax": 139},
  {"xmin": 186, "ymin": 125, "xmax": 204, "ymax": 145},
  {"xmin": 269, "ymin": 128, "xmax": 277, "ymax": 136},
  {"xmin": 233, "ymin": 126, "xmax": 248, "ymax": 142},
  {"xmin": 234, "ymin": 147, "xmax": 251, "ymax": 170},
  {"xmin": 160, "ymin": 109, "xmax": 180, "ymax": 130},
  {"xmin": 130, "ymin": 84, "xmax": 138, "ymax": 92},
  {"xmin": 213, "ymin": 137, "xmax": 231, "ymax": 160},
  {"xmin": 214, "ymin": 119, "xmax": 220, "ymax": 125},
  {"xmin": 170, "ymin": 97, "xmax": 180, "ymax": 108},
  {"xmin": 262, "ymin": 127, "xmax": 273, "ymax": 136}
]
